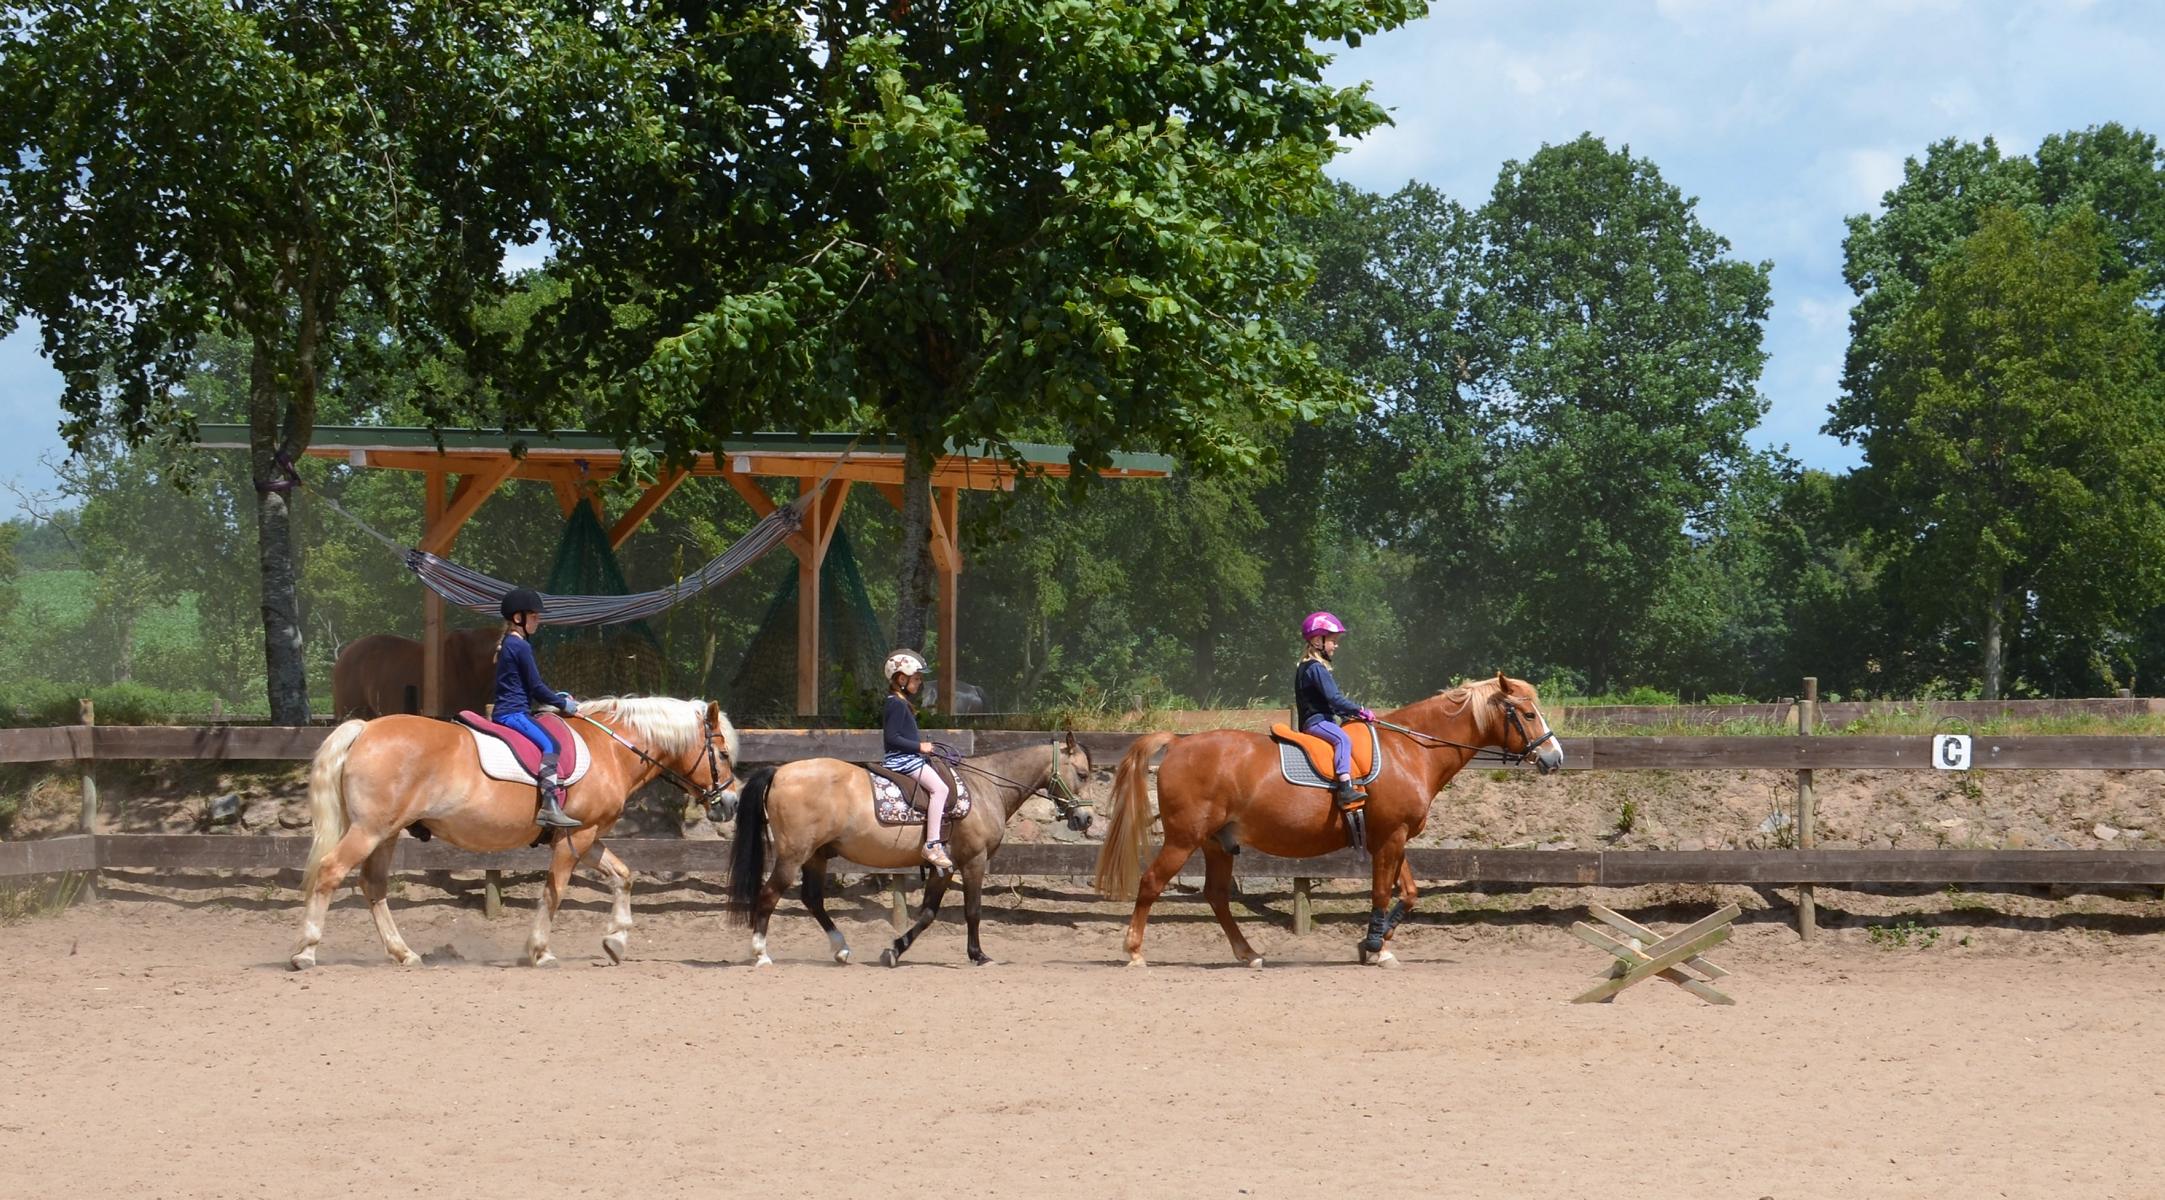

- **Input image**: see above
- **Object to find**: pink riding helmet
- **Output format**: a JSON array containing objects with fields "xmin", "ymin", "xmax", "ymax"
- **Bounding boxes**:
[{"xmin": 1300, "ymin": 611, "xmax": 1347, "ymax": 640}]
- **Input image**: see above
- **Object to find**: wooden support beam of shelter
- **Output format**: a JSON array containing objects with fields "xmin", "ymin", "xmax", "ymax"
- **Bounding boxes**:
[{"xmin": 194, "ymin": 425, "xmax": 1172, "ymax": 719}]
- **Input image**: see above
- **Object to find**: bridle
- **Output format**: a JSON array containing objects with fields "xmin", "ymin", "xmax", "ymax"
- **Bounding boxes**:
[
  {"xmin": 1371, "ymin": 699, "xmax": 1557, "ymax": 766},
  {"xmin": 572, "ymin": 712, "xmax": 737, "ymax": 810}
]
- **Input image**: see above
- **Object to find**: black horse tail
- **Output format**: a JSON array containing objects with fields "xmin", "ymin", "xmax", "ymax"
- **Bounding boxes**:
[{"xmin": 725, "ymin": 766, "xmax": 775, "ymax": 925}]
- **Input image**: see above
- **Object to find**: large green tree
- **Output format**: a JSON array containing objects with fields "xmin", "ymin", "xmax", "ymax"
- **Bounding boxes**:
[
  {"xmin": 528, "ymin": 0, "xmax": 1425, "ymax": 655},
  {"xmin": 0, "ymin": 1, "xmax": 634, "ymax": 720},
  {"xmin": 1466, "ymin": 135, "xmax": 1775, "ymax": 692},
  {"xmin": 1851, "ymin": 208, "xmax": 2165, "ymax": 698}
]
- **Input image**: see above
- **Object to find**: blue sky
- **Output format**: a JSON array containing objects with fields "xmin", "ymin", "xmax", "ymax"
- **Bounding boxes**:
[{"xmin": 3, "ymin": 0, "xmax": 2160, "ymax": 510}]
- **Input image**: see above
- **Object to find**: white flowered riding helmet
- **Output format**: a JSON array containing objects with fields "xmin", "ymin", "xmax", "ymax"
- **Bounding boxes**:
[{"xmin": 884, "ymin": 649, "xmax": 928, "ymax": 680}]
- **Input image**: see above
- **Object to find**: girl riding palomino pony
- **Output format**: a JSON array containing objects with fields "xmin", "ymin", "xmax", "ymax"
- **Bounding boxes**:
[
  {"xmin": 1095, "ymin": 663, "xmax": 1563, "ymax": 968},
  {"xmin": 291, "ymin": 670, "xmax": 741, "ymax": 969},
  {"xmin": 492, "ymin": 587, "xmax": 582, "ymax": 829}
]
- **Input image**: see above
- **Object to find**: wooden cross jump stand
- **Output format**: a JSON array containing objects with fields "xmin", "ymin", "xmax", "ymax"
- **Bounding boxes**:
[{"xmin": 1570, "ymin": 903, "xmax": 1740, "ymax": 1006}]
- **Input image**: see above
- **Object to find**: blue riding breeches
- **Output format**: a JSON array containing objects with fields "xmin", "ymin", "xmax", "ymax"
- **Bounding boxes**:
[
  {"xmin": 1303, "ymin": 717, "xmax": 1353, "ymax": 779},
  {"xmin": 497, "ymin": 711, "xmax": 558, "ymax": 759}
]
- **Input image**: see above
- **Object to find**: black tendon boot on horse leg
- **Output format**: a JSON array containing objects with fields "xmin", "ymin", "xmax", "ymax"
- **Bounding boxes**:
[{"xmin": 534, "ymin": 752, "xmax": 580, "ymax": 829}]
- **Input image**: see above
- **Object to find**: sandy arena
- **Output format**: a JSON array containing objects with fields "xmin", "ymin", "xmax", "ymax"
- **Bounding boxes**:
[{"xmin": 3, "ymin": 884, "xmax": 2163, "ymax": 1199}]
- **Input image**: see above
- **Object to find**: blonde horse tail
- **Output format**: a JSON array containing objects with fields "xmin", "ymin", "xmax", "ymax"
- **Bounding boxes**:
[
  {"xmin": 302, "ymin": 720, "xmax": 367, "ymax": 895},
  {"xmin": 1093, "ymin": 732, "xmax": 1178, "ymax": 901}
]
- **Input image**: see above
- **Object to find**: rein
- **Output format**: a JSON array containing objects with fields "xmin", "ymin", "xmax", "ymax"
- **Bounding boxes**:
[
  {"xmin": 1370, "ymin": 707, "xmax": 1557, "ymax": 766},
  {"xmin": 932, "ymin": 739, "xmax": 1093, "ymax": 830},
  {"xmin": 570, "ymin": 712, "xmax": 734, "ymax": 807}
]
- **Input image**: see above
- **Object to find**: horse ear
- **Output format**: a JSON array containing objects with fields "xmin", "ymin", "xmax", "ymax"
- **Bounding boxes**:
[
  {"xmin": 1064, "ymin": 730, "xmax": 1078, "ymax": 753},
  {"xmin": 705, "ymin": 699, "xmax": 723, "ymax": 727},
  {"xmin": 1494, "ymin": 670, "xmax": 1509, "ymax": 691}
]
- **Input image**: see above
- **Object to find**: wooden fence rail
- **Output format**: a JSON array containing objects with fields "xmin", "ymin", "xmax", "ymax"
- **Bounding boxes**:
[
  {"xmin": 7, "ymin": 724, "xmax": 2165, "ymax": 770},
  {"xmin": 11, "ymin": 835, "xmax": 2165, "ymax": 889}
]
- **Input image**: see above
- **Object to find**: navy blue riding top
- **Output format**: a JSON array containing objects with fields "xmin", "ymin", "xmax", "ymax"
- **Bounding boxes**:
[
  {"xmin": 493, "ymin": 634, "xmax": 563, "ymax": 718},
  {"xmin": 1294, "ymin": 658, "xmax": 1364, "ymax": 728}
]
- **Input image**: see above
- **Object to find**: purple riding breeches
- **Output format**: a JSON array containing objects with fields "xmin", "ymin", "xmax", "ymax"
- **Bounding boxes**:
[{"xmin": 1303, "ymin": 717, "xmax": 1353, "ymax": 779}]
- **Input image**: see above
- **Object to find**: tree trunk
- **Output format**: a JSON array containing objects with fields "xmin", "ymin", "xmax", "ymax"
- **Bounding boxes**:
[
  {"xmin": 249, "ymin": 345, "xmax": 313, "ymax": 724},
  {"xmin": 892, "ymin": 435, "xmax": 937, "ymax": 653},
  {"xmin": 1980, "ymin": 586, "xmax": 2006, "ymax": 701}
]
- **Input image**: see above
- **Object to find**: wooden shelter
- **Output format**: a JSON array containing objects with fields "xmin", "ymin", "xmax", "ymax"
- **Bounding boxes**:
[{"xmin": 195, "ymin": 425, "xmax": 1172, "ymax": 716}]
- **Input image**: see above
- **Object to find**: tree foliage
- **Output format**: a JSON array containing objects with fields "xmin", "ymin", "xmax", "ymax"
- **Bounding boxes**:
[
  {"xmin": 1861, "ymin": 208, "xmax": 2165, "ymax": 697},
  {"xmin": 0, "ymin": 0, "xmax": 642, "ymax": 718},
  {"xmin": 524, "ymin": 0, "xmax": 1424, "ymax": 651}
]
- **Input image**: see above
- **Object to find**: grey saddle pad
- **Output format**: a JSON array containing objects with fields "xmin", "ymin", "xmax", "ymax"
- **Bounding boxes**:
[{"xmin": 1276, "ymin": 724, "xmax": 1384, "ymax": 789}]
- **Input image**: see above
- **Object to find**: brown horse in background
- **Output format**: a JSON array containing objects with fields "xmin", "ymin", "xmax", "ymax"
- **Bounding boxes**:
[
  {"xmin": 290, "ymin": 697, "xmax": 740, "ymax": 970},
  {"xmin": 1094, "ymin": 675, "xmax": 1563, "ymax": 967},
  {"xmin": 330, "ymin": 628, "xmax": 497, "ymax": 719}
]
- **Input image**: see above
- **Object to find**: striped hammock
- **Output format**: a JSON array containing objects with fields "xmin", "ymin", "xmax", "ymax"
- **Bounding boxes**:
[{"xmin": 316, "ymin": 484, "xmax": 807, "ymax": 627}]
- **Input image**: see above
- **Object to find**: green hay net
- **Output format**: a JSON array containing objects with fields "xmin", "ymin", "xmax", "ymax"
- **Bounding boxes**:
[
  {"xmin": 533, "ymin": 502, "xmax": 668, "ymax": 697},
  {"xmin": 719, "ymin": 522, "xmax": 885, "ymax": 718}
]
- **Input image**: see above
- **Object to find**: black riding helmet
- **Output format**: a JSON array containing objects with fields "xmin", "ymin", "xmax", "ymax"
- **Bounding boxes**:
[{"xmin": 499, "ymin": 587, "xmax": 545, "ymax": 621}]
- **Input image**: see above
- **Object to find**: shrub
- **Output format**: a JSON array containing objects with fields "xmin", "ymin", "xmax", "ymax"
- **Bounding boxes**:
[{"xmin": 0, "ymin": 679, "xmax": 222, "ymax": 726}]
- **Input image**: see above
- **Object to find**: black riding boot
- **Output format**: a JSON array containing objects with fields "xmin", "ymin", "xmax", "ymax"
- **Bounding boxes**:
[
  {"xmin": 1332, "ymin": 777, "xmax": 1368, "ymax": 854},
  {"xmin": 534, "ymin": 753, "xmax": 580, "ymax": 829}
]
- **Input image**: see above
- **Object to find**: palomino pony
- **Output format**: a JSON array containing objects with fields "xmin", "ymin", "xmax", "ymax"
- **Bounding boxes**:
[
  {"xmin": 726, "ymin": 736, "xmax": 1093, "ymax": 967},
  {"xmin": 1094, "ymin": 674, "xmax": 1563, "ymax": 967},
  {"xmin": 291, "ymin": 697, "xmax": 741, "ymax": 970}
]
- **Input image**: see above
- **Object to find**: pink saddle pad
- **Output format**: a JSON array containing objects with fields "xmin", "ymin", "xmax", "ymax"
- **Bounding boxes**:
[{"xmin": 457, "ymin": 711, "xmax": 582, "ymax": 779}]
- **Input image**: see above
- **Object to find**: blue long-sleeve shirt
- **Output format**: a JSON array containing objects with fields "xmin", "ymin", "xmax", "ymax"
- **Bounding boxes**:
[
  {"xmin": 883, "ymin": 693, "xmax": 924, "ymax": 758},
  {"xmin": 493, "ymin": 634, "xmax": 562, "ymax": 718},
  {"xmin": 1294, "ymin": 659, "xmax": 1364, "ymax": 727}
]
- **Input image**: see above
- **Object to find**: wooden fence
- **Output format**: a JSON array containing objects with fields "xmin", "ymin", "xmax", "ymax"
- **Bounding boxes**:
[
  {"xmin": 6, "ymin": 721, "xmax": 2165, "ymax": 939},
  {"xmin": 9, "ymin": 723, "xmax": 2165, "ymax": 770}
]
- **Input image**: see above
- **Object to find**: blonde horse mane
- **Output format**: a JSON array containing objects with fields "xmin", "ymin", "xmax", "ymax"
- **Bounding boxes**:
[
  {"xmin": 578, "ymin": 696, "xmax": 735, "ymax": 760},
  {"xmin": 1422, "ymin": 677, "xmax": 1515, "ymax": 741}
]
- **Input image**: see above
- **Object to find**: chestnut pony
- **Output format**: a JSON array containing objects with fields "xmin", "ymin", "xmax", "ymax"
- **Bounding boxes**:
[
  {"xmin": 290, "ymin": 697, "xmax": 741, "ymax": 970},
  {"xmin": 1094, "ymin": 674, "xmax": 1562, "ymax": 967}
]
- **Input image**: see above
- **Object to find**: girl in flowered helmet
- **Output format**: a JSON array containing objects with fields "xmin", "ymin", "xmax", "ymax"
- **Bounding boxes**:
[
  {"xmin": 882, "ymin": 649, "xmax": 954, "ymax": 871},
  {"xmin": 1294, "ymin": 611, "xmax": 1376, "ymax": 820}
]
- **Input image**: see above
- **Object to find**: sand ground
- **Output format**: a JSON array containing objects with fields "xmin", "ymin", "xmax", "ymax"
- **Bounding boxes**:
[{"xmin": 2, "ymin": 882, "xmax": 2163, "ymax": 1200}]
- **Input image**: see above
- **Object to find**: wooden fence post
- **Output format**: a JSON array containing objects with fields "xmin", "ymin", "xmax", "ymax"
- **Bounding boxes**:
[
  {"xmin": 1292, "ymin": 876, "xmax": 1314, "ymax": 936},
  {"xmin": 78, "ymin": 698, "xmax": 99, "ymax": 903},
  {"xmin": 1796, "ymin": 677, "xmax": 1817, "ymax": 942}
]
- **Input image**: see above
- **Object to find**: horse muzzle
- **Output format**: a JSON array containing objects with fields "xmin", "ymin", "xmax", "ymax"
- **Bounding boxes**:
[
  {"xmin": 705, "ymin": 789, "xmax": 741, "ymax": 824},
  {"xmin": 1534, "ymin": 741, "xmax": 1565, "ymax": 775}
]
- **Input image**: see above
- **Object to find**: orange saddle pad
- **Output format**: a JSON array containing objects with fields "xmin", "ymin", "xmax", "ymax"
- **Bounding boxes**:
[{"xmin": 1270, "ymin": 721, "xmax": 1378, "ymax": 781}]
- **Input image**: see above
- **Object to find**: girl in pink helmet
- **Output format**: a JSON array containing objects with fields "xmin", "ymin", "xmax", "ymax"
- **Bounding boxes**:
[{"xmin": 1295, "ymin": 612, "xmax": 1376, "ymax": 824}]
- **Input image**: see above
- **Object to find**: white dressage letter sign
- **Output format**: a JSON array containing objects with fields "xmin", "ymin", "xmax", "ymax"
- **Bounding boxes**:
[{"xmin": 1932, "ymin": 734, "xmax": 1973, "ymax": 771}]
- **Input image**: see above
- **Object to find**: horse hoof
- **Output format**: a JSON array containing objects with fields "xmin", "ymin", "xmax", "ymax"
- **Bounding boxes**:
[
  {"xmin": 880, "ymin": 948, "xmax": 900, "ymax": 968},
  {"xmin": 753, "ymin": 954, "xmax": 774, "ymax": 968},
  {"xmin": 398, "ymin": 951, "xmax": 424, "ymax": 967},
  {"xmin": 1246, "ymin": 956, "xmax": 1266, "ymax": 970},
  {"xmin": 532, "ymin": 952, "xmax": 560, "ymax": 969},
  {"xmin": 834, "ymin": 947, "xmax": 852, "ymax": 965},
  {"xmin": 970, "ymin": 953, "xmax": 994, "ymax": 967},
  {"xmin": 603, "ymin": 934, "xmax": 628, "ymax": 965},
  {"xmin": 289, "ymin": 951, "xmax": 315, "ymax": 972},
  {"xmin": 1125, "ymin": 956, "xmax": 1148, "ymax": 969}
]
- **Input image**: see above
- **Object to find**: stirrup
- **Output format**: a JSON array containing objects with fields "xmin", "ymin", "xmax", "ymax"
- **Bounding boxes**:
[{"xmin": 921, "ymin": 840, "xmax": 955, "ymax": 872}]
